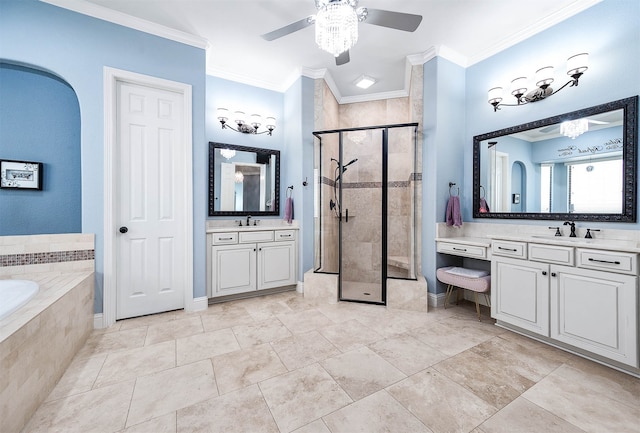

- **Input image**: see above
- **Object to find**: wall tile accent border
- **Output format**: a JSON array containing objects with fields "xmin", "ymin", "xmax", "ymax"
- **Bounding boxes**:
[
  {"xmin": 0, "ymin": 249, "xmax": 95, "ymax": 267},
  {"xmin": 321, "ymin": 172, "xmax": 421, "ymax": 189}
]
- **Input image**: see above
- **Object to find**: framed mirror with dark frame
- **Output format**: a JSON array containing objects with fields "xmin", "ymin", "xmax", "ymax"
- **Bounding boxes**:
[
  {"xmin": 208, "ymin": 142, "xmax": 280, "ymax": 216},
  {"xmin": 473, "ymin": 96, "xmax": 638, "ymax": 222}
]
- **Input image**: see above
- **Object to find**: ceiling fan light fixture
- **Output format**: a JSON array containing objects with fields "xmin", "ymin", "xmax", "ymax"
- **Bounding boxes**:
[
  {"xmin": 315, "ymin": 0, "xmax": 359, "ymax": 57},
  {"xmin": 560, "ymin": 118, "xmax": 589, "ymax": 139}
]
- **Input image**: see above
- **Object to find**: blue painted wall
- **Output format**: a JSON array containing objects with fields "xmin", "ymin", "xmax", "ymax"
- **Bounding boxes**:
[
  {"xmin": 0, "ymin": 63, "xmax": 81, "ymax": 235},
  {"xmin": 463, "ymin": 0, "xmax": 640, "ymax": 229},
  {"xmin": 0, "ymin": 0, "xmax": 206, "ymax": 312},
  {"xmin": 205, "ymin": 75, "xmax": 285, "ymax": 220}
]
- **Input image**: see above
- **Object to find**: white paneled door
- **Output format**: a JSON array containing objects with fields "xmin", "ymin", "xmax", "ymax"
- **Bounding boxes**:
[{"xmin": 116, "ymin": 81, "xmax": 186, "ymax": 319}]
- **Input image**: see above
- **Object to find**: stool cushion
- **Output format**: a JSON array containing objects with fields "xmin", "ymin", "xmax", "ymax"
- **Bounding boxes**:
[{"xmin": 437, "ymin": 266, "xmax": 491, "ymax": 293}]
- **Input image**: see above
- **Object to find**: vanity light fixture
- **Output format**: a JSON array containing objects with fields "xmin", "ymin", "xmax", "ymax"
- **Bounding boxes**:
[
  {"xmin": 488, "ymin": 53, "xmax": 589, "ymax": 112},
  {"xmin": 354, "ymin": 74, "xmax": 376, "ymax": 89},
  {"xmin": 216, "ymin": 108, "xmax": 276, "ymax": 136}
]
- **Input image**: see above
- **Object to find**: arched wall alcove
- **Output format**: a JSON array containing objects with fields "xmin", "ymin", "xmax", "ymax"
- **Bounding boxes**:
[{"xmin": 0, "ymin": 61, "xmax": 81, "ymax": 235}]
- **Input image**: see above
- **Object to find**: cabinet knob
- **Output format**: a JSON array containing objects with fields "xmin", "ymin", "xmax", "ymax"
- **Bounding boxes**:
[
  {"xmin": 551, "ymin": 272, "xmax": 557, "ymax": 277},
  {"xmin": 119, "ymin": 226, "xmax": 128, "ymax": 234},
  {"xmin": 542, "ymin": 271, "xmax": 547, "ymax": 276}
]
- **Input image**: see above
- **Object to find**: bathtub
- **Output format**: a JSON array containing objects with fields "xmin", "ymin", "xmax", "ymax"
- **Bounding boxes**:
[
  {"xmin": 0, "ymin": 271, "xmax": 94, "ymax": 433},
  {"xmin": 0, "ymin": 279, "xmax": 39, "ymax": 321}
]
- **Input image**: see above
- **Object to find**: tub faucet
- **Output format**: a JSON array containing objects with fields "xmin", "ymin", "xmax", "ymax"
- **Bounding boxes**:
[
  {"xmin": 246, "ymin": 215, "xmax": 252, "ymax": 227},
  {"xmin": 563, "ymin": 221, "xmax": 576, "ymax": 237}
]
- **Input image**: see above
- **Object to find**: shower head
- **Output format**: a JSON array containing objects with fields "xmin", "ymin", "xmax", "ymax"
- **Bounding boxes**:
[{"xmin": 344, "ymin": 158, "xmax": 358, "ymax": 168}]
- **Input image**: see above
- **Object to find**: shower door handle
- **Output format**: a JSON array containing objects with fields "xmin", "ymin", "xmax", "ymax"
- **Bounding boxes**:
[{"xmin": 345, "ymin": 208, "xmax": 349, "ymax": 223}]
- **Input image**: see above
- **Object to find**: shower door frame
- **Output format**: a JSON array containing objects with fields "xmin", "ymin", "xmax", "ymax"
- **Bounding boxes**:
[{"xmin": 313, "ymin": 122, "xmax": 419, "ymax": 306}]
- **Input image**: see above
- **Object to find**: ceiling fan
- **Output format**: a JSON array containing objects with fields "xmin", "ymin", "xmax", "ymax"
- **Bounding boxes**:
[
  {"xmin": 260, "ymin": 0, "xmax": 423, "ymax": 66},
  {"xmin": 539, "ymin": 118, "xmax": 610, "ymax": 134}
]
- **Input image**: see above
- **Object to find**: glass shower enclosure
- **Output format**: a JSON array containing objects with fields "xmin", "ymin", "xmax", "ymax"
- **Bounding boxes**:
[{"xmin": 313, "ymin": 123, "xmax": 419, "ymax": 305}]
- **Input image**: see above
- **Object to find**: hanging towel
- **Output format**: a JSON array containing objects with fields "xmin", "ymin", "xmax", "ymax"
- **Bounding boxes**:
[
  {"xmin": 284, "ymin": 197, "xmax": 294, "ymax": 224},
  {"xmin": 479, "ymin": 197, "xmax": 490, "ymax": 213},
  {"xmin": 445, "ymin": 196, "xmax": 463, "ymax": 227}
]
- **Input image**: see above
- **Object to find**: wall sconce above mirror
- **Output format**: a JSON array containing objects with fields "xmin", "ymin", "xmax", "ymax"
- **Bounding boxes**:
[
  {"xmin": 216, "ymin": 108, "xmax": 276, "ymax": 136},
  {"xmin": 488, "ymin": 53, "xmax": 589, "ymax": 111},
  {"xmin": 209, "ymin": 142, "xmax": 280, "ymax": 216},
  {"xmin": 473, "ymin": 96, "xmax": 638, "ymax": 222}
]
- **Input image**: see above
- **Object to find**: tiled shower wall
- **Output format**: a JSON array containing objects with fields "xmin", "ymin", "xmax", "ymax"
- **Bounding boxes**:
[{"xmin": 314, "ymin": 69, "xmax": 423, "ymax": 281}]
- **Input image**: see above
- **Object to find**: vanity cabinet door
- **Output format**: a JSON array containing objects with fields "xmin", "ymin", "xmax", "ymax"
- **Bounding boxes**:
[
  {"xmin": 257, "ymin": 241, "xmax": 296, "ymax": 290},
  {"xmin": 551, "ymin": 265, "xmax": 638, "ymax": 367},
  {"xmin": 491, "ymin": 257, "xmax": 549, "ymax": 336},
  {"xmin": 211, "ymin": 244, "xmax": 257, "ymax": 296}
]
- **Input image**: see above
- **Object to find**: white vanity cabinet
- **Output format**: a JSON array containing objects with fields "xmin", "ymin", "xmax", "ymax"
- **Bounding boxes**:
[
  {"xmin": 209, "ymin": 228, "xmax": 297, "ymax": 297},
  {"xmin": 491, "ymin": 240, "xmax": 639, "ymax": 369},
  {"xmin": 491, "ymin": 256, "xmax": 550, "ymax": 336}
]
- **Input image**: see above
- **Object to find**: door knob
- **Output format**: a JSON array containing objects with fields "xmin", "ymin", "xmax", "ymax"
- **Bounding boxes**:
[{"xmin": 119, "ymin": 226, "xmax": 128, "ymax": 234}]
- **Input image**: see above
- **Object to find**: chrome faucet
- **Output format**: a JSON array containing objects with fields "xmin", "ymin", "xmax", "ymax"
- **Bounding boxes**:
[
  {"xmin": 246, "ymin": 215, "xmax": 252, "ymax": 227},
  {"xmin": 563, "ymin": 221, "xmax": 576, "ymax": 237}
]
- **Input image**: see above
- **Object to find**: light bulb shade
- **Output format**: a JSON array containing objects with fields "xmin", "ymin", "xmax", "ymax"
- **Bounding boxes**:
[
  {"xmin": 250, "ymin": 114, "xmax": 262, "ymax": 128},
  {"xmin": 216, "ymin": 107, "xmax": 229, "ymax": 121},
  {"xmin": 535, "ymin": 66, "xmax": 554, "ymax": 88},
  {"xmin": 234, "ymin": 111, "xmax": 246, "ymax": 125},
  {"xmin": 510, "ymin": 77, "xmax": 528, "ymax": 97},
  {"xmin": 560, "ymin": 118, "xmax": 589, "ymax": 139},
  {"xmin": 315, "ymin": 0, "xmax": 358, "ymax": 57},
  {"xmin": 488, "ymin": 87, "xmax": 503, "ymax": 104},
  {"xmin": 567, "ymin": 52, "xmax": 589, "ymax": 76},
  {"xmin": 265, "ymin": 117, "xmax": 276, "ymax": 129}
]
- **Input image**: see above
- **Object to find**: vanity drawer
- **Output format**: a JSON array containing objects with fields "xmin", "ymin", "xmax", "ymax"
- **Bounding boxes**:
[
  {"xmin": 529, "ymin": 243, "xmax": 574, "ymax": 265},
  {"xmin": 275, "ymin": 230, "xmax": 296, "ymax": 241},
  {"xmin": 211, "ymin": 232, "xmax": 238, "ymax": 245},
  {"xmin": 239, "ymin": 230, "xmax": 274, "ymax": 243},
  {"xmin": 576, "ymin": 248, "xmax": 638, "ymax": 275},
  {"xmin": 437, "ymin": 241, "xmax": 487, "ymax": 259},
  {"xmin": 491, "ymin": 240, "xmax": 527, "ymax": 259}
]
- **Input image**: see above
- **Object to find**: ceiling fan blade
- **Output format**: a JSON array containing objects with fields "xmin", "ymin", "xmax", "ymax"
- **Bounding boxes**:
[
  {"xmin": 260, "ymin": 16, "xmax": 315, "ymax": 41},
  {"xmin": 335, "ymin": 50, "xmax": 350, "ymax": 66},
  {"xmin": 363, "ymin": 9, "xmax": 422, "ymax": 32},
  {"xmin": 540, "ymin": 125, "xmax": 559, "ymax": 133}
]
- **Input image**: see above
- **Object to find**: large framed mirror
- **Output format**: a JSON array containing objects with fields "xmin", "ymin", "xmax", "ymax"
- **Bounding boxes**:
[
  {"xmin": 208, "ymin": 142, "xmax": 280, "ymax": 216},
  {"xmin": 473, "ymin": 96, "xmax": 638, "ymax": 222}
]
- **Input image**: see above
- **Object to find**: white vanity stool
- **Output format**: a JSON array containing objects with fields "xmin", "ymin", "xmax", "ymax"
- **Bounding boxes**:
[{"xmin": 436, "ymin": 266, "xmax": 491, "ymax": 321}]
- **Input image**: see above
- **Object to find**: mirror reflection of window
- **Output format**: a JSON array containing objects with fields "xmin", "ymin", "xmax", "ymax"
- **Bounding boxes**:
[
  {"xmin": 568, "ymin": 158, "xmax": 623, "ymax": 213},
  {"xmin": 540, "ymin": 164, "xmax": 553, "ymax": 213}
]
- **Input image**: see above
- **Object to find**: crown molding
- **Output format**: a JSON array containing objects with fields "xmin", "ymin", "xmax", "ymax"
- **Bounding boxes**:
[
  {"xmin": 40, "ymin": 0, "xmax": 208, "ymax": 49},
  {"xmin": 466, "ymin": 0, "xmax": 603, "ymax": 65}
]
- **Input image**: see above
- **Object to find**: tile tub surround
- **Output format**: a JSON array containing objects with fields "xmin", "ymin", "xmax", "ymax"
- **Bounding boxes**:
[
  {"xmin": 0, "ymin": 271, "xmax": 94, "ymax": 433},
  {"xmin": 0, "ymin": 233, "xmax": 95, "ymax": 433},
  {"xmin": 21, "ymin": 291, "xmax": 640, "ymax": 433},
  {"xmin": 0, "ymin": 233, "xmax": 95, "ymax": 277}
]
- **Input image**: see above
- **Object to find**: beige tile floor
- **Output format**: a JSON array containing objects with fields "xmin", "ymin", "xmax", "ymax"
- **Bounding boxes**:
[{"xmin": 23, "ymin": 291, "xmax": 640, "ymax": 433}]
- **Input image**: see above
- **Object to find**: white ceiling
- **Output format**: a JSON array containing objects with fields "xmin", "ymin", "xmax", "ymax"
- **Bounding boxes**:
[{"xmin": 46, "ymin": 0, "xmax": 600, "ymax": 102}]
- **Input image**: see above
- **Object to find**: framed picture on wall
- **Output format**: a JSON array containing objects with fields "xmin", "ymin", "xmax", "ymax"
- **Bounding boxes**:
[{"xmin": 0, "ymin": 160, "xmax": 43, "ymax": 190}]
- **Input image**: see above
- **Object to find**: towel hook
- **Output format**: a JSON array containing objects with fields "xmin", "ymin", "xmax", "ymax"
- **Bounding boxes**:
[
  {"xmin": 286, "ymin": 185, "xmax": 293, "ymax": 198},
  {"xmin": 480, "ymin": 185, "xmax": 486, "ymax": 199},
  {"xmin": 449, "ymin": 182, "xmax": 459, "ymax": 197}
]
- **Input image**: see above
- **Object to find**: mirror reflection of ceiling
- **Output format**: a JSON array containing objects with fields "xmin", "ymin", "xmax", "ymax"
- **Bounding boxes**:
[
  {"xmin": 511, "ymin": 110, "xmax": 624, "ymax": 142},
  {"xmin": 49, "ymin": 0, "xmax": 599, "ymax": 101}
]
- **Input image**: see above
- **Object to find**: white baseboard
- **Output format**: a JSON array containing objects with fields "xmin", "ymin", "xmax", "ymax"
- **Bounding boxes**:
[
  {"xmin": 296, "ymin": 281, "xmax": 304, "ymax": 294},
  {"xmin": 428, "ymin": 292, "xmax": 447, "ymax": 308},
  {"xmin": 189, "ymin": 296, "xmax": 209, "ymax": 312},
  {"xmin": 93, "ymin": 313, "xmax": 104, "ymax": 329}
]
